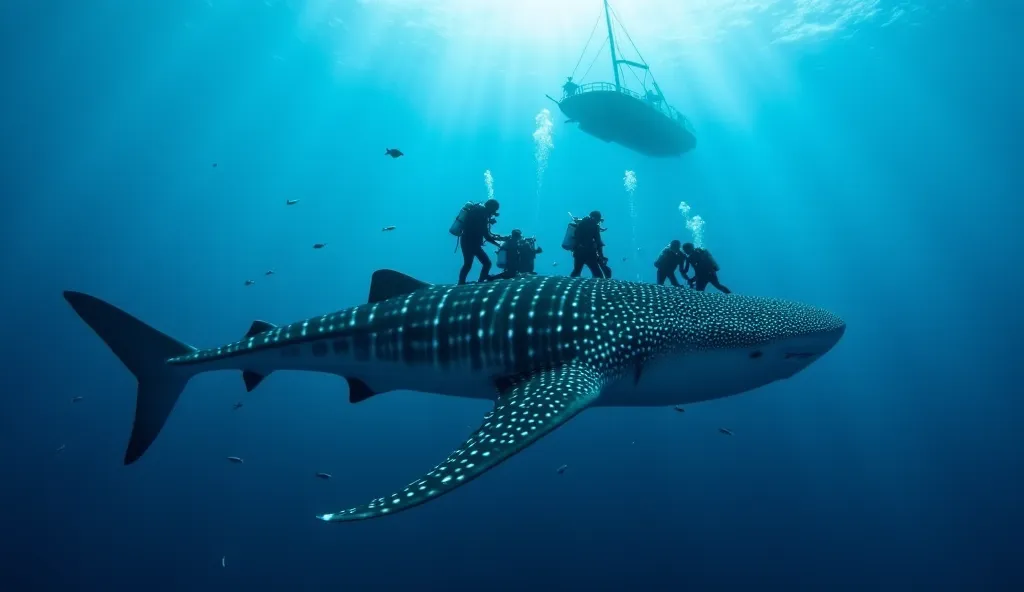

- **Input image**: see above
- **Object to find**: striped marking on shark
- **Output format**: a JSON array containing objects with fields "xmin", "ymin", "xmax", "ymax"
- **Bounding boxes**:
[{"xmin": 63, "ymin": 270, "xmax": 845, "ymax": 522}]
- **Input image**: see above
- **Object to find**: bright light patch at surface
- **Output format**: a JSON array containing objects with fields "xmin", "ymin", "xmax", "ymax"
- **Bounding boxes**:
[{"xmin": 344, "ymin": 0, "xmax": 912, "ymax": 46}]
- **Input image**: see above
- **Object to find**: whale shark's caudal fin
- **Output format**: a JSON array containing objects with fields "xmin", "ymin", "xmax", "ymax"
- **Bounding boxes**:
[
  {"xmin": 63, "ymin": 291, "xmax": 197, "ymax": 464},
  {"xmin": 317, "ymin": 361, "xmax": 606, "ymax": 522},
  {"xmin": 367, "ymin": 269, "xmax": 431, "ymax": 304}
]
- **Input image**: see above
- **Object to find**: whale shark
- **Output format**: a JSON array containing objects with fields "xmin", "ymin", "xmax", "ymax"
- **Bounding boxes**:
[{"xmin": 63, "ymin": 270, "xmax": 845, "ymax": 522}]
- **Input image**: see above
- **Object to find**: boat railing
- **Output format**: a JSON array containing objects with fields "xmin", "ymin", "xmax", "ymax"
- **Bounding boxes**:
[{"xmin": 564, "ymin": 82, "xmax": 695, "ymax": 134}]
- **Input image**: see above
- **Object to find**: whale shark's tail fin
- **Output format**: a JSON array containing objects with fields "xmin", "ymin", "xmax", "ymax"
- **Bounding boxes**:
[{"xmin": 63, "ymin": 291, "xmax": 197, "ymax": 465}]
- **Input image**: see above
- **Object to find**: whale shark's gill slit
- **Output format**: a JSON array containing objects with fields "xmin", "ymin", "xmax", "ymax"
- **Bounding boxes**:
[
  {"xmin": 318, "ymin": 361, "xmax": 606, "ymax": 523},
  {"xmin": 352, "ymin": 328, "xmax": 371, "ymax": 362},
  {"xmin": 432, "ymin": 286, "xmax": 452, "ymax": 366}
]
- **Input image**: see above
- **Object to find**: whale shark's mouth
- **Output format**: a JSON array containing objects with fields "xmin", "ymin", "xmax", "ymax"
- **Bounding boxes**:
[{"xmin": 784, "ymin": 352, "xmax": 817, "ymax": 360}]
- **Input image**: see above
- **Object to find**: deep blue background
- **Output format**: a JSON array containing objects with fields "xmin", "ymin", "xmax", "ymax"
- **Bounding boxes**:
[{"xmin": 2, "ymin": 1, "xmax": 1022, "ymax": 589}]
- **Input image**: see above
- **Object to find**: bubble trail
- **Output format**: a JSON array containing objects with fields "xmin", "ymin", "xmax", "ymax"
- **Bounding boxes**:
[
  {"xmin": 678, "ymin": 201, "xmax": 706, "ymax": 247},
  {"xmin": 484, "ymin": 170, "xmax": 495, "ymax": 201},
  {"xmin": 624, "ymin": 170, "xmax": 638, "ymax": 279},
  {"xmin": 532, "ymin": 109, "xmax": 554, "ymax": 226},
  {"xmin": 533, "ymin": 109, "xmax": 555, "ymax": 189}
]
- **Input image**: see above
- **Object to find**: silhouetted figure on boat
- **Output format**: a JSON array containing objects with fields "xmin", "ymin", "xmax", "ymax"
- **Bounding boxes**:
[{"xmin": 563, "ymin": 77, "xmax": 580, "ymax": 97}]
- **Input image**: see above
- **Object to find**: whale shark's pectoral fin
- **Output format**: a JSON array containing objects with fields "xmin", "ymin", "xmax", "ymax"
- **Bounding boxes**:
[{"xmin": 317, "ymin": 361, "xmax": 606, "ymax": 523}]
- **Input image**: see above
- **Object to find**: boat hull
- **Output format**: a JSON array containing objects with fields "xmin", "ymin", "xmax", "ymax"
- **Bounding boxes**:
[{"xmin": 558, "ymin": 90, "xmax": 696, "ymax": 158}]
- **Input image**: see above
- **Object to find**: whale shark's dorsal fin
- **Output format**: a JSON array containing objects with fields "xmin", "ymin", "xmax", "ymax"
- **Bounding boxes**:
[
  {"xmin": 317, "ymin": 361, "xmax": 607, "ymax": 523},
  {"xmin": 368, "ymin": 269, "xmax": 431, "ymax": 304},
  {"xmin": 347, "ymin": 377, "xmax": 377, "ymax": 403},
  {"xmin": 245, "ymin": 320, "xmax": 276, "ymax": 338}
]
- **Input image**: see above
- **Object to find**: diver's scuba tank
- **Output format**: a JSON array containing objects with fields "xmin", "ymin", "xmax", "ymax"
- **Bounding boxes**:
[
  {"xmin": 449, "ymin": 202, "xmax": 477, "ymax": 237},
  {"xmin": 496, "ymin": 242, "xmax": 509, "ymax": 269},
  {"xmin": 521, "ymin": 238, "xmax": 538, "ymax": 273},
  {"xmin": 655, "ymin": 248, "xmax": 671, "ymax": 269},
  {"xmin": 561, "ymin": 218, "xmax": 579, "ymax": 251},
  {"xmin": 697, "ymin": 248, "xmax": 720, "ymax": 271}
]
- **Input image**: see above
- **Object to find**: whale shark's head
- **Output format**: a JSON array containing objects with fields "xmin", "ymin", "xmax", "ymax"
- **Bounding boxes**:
[{"xmin": 620, "ymin": 289, "xmax": 847, "ymax": 405}]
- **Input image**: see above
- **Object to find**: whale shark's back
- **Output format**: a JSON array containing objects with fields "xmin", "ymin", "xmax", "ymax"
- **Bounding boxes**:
[{"xmin": 360, "ymin": 275, "xmax": 606, "ymax": 375}]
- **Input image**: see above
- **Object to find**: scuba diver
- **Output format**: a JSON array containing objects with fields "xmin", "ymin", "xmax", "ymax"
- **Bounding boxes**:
[
  {"xmin": 487, "ymin": 229, "xmax": 543, "ymax": 281},
  {"xmin": 450, "ymin": 198, "xmax": 504, "ymax": 284},
  {"xmin": 654, "ymin": 240, "xmax": 687, "ymax": 286},
  {"xmin": 681, "ymin": 243, "xmax": 731, "ymax": 293},
  {"xmin": 564, "ymin": 211, "xmax": 608, "ymax": 278}
]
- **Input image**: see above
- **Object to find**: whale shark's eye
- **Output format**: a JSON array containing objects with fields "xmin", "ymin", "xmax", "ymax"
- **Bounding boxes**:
[{"xmin": 749, "ymin": 350, "xmax": 763, "ymax": 359}]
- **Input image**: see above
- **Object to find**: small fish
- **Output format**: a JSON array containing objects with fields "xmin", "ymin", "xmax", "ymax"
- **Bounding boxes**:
[
  {"xmin": 315, "ymin": 472, "xmax": 332, "ymax": 480},
  {"xmin": 384, "ymin": 148, "xmax": 404, "ymax": 159},
  {"xmin": 718, "ymin": 428, "xmax": 734, "ymax": 436},
  {"xmin": 72, "ymin": 396, "xmax": 84, "ymax": 403},
  {"xmin": 227, "ymin": 456, "xmax": 244, "ymax": 463},
  {"xmin": 673, "ymin": 405, "xmax": 685, "ymax": 413},
  {"xmin": 244, "ymin": 279, "xmax": 255, "ymax": 286},
  {"xmin": 313, "ymin": 243, "xmax": 327, "ymax": 249},
  {"xmin": 212, "ymin": 163, "xmax": 217, "ymax": 168},
  {"xmin": 556, "ymin": 464, "xmax": 568, "ymax": 475},
  {"xmin": 265, "ymin": 270, "xmax": 275, "ymax": 276},
  {"xmin": 381, "ymin": 226, "xmax": 396, "ymax": 232},
  {"xmin": 56, "ymin": 444, "xmax": 66, "ymax": 453},
  {"xmin": 551, "ymin": 262, "xmax": 558, "ymax": 267},
  {"xmin": 232, "ymin": 402, "xmax": 243, "ymax": 410},
  {"xmin": 621, "ymin": 257, "xmax": 628, "ymax": 262},
  {"xmin": 221, "ymin": 556, "xmax": 226, "ymax": 568},
  {"xmin": 286, "ymin": 199, "xmax": 300, "ymax": 205}
]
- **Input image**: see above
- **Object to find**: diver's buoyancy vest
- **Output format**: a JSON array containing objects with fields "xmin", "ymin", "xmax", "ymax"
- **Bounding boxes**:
[
  {"xmin": 655, "ymin": 247, "xmax": 679, "ymax": 269},
  {"xmin": 692, "ymin": 248, "xmax": 720, "ymax": 272}
]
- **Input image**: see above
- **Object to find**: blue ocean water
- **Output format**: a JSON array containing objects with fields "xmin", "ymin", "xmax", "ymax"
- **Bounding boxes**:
[{"xmin": 1, "ymin": 0, "xmax": 1022, "ymax": 589}]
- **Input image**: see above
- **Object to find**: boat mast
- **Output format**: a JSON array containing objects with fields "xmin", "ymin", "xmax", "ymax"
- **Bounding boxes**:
[{"xmin": 603, "ymin": 0, "xmax": 621, "ymax": 91}]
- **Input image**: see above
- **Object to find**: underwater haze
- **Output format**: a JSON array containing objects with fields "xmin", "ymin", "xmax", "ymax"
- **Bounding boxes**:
[{"xmin": 2, "ymin": 0, "xmax": 1022, "ymax": 589}]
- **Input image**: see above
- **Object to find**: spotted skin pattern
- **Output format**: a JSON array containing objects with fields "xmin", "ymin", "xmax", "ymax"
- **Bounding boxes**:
[
  {"xmin": 167, "ymin": 276, "xmax": 842, "ymax": 385},
  {"xmin": 318, "ymin": 361, "xmax": 605, "ymax": 522},
  {"xmin": 68, "ymin": 273, "xmax": 845, "ymax": 524}
]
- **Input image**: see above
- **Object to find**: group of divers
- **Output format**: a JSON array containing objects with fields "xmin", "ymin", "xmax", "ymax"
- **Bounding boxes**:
[{"xmin": 449, "ymin": 198, "xmax": 731, "ymax": 293}]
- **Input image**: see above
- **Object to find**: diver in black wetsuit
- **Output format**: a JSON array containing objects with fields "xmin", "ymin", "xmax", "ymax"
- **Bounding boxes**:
[
  {"xmin": 571, "ymin": 211, "xmax": 608, "ymax": 279},
  {"xmin": 487, "ymin": 229, "xmax": 543, "ymax": 281},
  {"xmin": 458, "ymin": 199, "xmax": 503, "ymax": 285},
  {"xmin": 654, "ymin": 240, "xmax": 686, "ymax": 286},
  {"xmin": 681, "ymin": 242, "xmax": 731, "ymax": 293}
]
